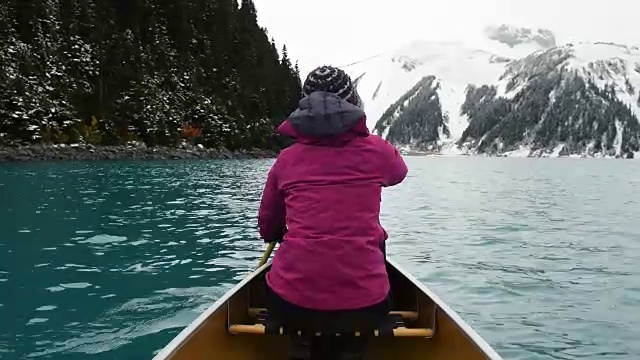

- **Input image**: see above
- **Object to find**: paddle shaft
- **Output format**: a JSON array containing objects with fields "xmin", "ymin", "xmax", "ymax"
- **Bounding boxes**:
[{"xmin": 257, "ymin": 241, "xmax": 276, "ymax": 269}]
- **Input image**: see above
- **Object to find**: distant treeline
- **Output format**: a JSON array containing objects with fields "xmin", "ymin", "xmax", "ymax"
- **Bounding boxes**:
[{"xmin": 0, "ymin": 0, "xmax": 302, "ymax": 150}]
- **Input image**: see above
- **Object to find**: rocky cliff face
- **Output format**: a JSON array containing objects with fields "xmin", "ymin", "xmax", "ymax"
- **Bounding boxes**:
[
  {"xmin": 483, "ymin": 25, "xmax": 557, "ymax": 49},
  {"xmin": 458, "ymin": 45, "xmax": 640, "ymax": 157},
  {"xmin": 373, "ymin": 76, "xmax": 449, "ymax": 151}
]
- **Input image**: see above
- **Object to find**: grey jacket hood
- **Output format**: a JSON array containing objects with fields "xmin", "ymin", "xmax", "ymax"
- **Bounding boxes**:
[{"xmin": 287, "ymin": 91, "xmax": 366, "ymax": 137}]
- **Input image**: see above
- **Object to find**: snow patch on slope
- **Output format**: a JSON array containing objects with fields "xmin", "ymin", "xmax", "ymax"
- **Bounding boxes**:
[
  {"xmin": 484, "ymin": 24, "xmax": 556, "ymax": 49},
  {"xmin": 502, "ymin": 145, "xmax": 532, "ymax": 157},
  {"xmin": 344, "ymin": 25, "xmax": 640, "ymax": 158},
  {"xmin": 345, "ymin": 24, "xmax": 556, "ymax": 152},
  {"xmin": 566, "ymin": 43, "xmax": 640, "ymax": 118},
  {"xmin": 347, "ymin": 41, "xmax": 507, "ymax": 141}
]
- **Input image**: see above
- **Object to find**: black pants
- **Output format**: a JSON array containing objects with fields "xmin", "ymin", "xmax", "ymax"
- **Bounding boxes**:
[{"xmin": 265, "ymin": 284, "xmax": 391, "ymax": 360}]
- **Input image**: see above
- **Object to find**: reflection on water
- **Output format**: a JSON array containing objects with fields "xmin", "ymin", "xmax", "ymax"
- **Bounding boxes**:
[{"xmin": 1, "ymin": 157, "xmax": 640, "ymax": 359}]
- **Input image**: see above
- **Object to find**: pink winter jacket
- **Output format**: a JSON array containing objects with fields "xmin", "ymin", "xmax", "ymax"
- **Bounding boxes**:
[{"xmin": 258, "ymin": 91, "xmax": 408, "ymax": 311}]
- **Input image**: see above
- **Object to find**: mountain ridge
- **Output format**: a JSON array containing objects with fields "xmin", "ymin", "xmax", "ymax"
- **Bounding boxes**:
[{"xmin": 345, "ymin": 25, "xmax": 640, "ymax": 158}]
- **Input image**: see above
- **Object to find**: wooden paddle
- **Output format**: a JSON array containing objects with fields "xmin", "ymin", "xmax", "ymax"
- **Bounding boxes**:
[
  {"xmin": 243, "ymin": 242, "xmax": 276, "ymax": 278},
  {"xmin": 257, "ymin": 241, "xmax": 277, "ymax": 268}
]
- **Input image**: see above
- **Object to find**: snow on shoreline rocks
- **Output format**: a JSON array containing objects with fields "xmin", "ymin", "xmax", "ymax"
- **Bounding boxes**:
[{"xmin": 0, "ymin": 143, "xmax": 277, "ymax": 162}]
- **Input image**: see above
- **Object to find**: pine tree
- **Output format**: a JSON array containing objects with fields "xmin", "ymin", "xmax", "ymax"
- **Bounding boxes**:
[{"xmin": 0, "ymin": 0, "xmax": 303, "ymax": 150}]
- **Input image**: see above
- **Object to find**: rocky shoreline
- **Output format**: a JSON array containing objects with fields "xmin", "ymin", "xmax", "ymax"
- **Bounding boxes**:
[{"xmin": 0, "ymin": 143, "xmax": 278, "ymax": 162}]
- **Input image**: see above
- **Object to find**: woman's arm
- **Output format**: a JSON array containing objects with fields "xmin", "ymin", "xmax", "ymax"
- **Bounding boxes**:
[{"xmin": 258, "ymin": 160, "xmax": 287, "ymax": 242}]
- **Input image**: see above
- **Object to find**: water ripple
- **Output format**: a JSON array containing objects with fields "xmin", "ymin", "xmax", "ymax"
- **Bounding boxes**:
[
  {"xmin": 385, "ymin": 157, "xmax": 640, "ymax": 360},
  {"xmin": 1, "ymin": 157, "xmax": 640, "ymax": 359}
]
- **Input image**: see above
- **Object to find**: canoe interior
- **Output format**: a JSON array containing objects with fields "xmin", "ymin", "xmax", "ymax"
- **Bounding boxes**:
[{"xmin": 157, "ymin": 261, "xmax": 499, "ymax": 360}]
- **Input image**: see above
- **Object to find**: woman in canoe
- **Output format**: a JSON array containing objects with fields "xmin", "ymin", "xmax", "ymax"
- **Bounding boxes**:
[{"xmin": 258, "ymin": 65, "xmax": 408, "ymax": 359}]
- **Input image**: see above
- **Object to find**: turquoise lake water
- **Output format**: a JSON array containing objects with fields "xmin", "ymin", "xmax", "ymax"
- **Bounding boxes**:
[{"xmin": 1, "ymin": 157, "xmax": 640, "ymax": 359}]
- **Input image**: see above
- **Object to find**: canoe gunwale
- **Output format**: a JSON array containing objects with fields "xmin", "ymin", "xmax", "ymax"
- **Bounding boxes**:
[
  {"xmin": 152, "ymin": 263, "xmax": 271, "ymax": 360},
  {"xmin": 386, "ymin": 258, "xmax": 504, "ymax": 360}
]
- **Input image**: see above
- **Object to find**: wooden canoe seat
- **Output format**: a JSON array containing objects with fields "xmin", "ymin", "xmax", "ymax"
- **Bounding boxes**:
[
  {"xmin": 228, "ymin": 308, "xmax": 433, "ymax": 338},
  {"xmin": 247, "ymin": 308, "xmax": 420, "ymax": 321}
]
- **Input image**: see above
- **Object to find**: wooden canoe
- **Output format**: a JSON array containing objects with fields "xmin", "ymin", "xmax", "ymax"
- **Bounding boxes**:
[{"xmin": 153, "ymin": 258, "xmax": 504, "ymax": 360}]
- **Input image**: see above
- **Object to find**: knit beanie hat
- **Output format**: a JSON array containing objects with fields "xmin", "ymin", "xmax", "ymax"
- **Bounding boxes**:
[{"xmin": 302, "ymin": 65, "xmax": 363, "ymax": 108}]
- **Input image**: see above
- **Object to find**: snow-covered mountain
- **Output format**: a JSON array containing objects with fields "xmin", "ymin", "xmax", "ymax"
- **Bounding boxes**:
[
  {"xmin": 484, "ymin": 24, "xmax": 556, "ymax": 49},
  {"xmin": 345, "ymin": 25, "xmax": 640, "ymax": 158}
]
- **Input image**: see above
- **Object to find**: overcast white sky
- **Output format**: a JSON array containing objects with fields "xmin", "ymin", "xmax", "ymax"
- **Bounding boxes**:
[{"xmin": 253, "ymin": 0, "xmax": 640, "ymax": 76}]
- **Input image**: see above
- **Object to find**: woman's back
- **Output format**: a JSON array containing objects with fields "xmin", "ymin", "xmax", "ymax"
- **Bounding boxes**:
[{"xmin": 258, "ymin": 88, "xmax": 407, "ymax": 311}]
